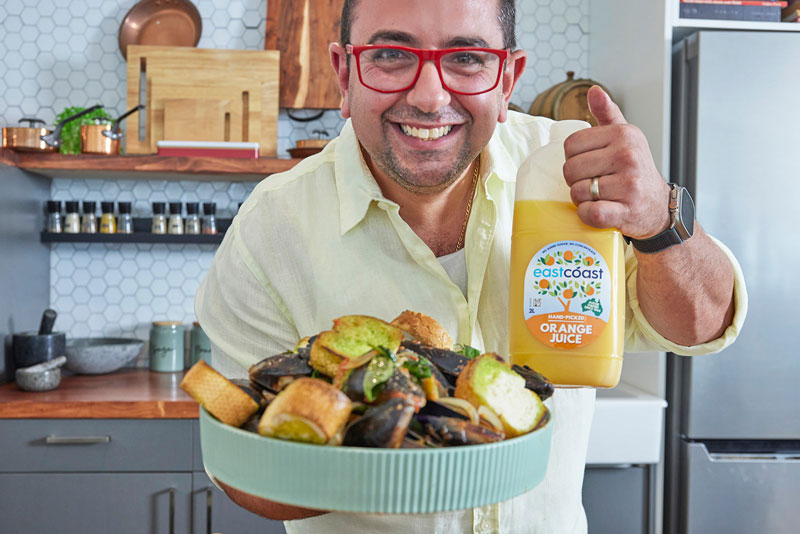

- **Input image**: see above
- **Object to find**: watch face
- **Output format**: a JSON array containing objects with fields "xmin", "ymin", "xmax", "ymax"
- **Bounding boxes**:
[{"xmin": 678, "ymin": 186, "xmax": 695, "ymax": 238}]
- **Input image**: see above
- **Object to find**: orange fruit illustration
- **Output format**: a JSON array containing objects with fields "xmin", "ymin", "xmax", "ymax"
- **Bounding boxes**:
[
  {"xmin": 564, "ymin": 251, "xmax": 574, "ymax": 261},
  {"xmin": 584, "ymin": 257, "xmax": 594, "ymax": 266},
  {"xmin": 539, "ymin": 280, "xmax": 550, "ymax": 289},
  {"xmin": 563, "ymin": 289, "xmax": 574, "ymax": 299},
  {"xmin": 585, "ymin": 286, "xmax": 595, "ymax": 295},
  {"xmin": 545, "ymin": 256, "xmax": 554, "ymax": 266}
]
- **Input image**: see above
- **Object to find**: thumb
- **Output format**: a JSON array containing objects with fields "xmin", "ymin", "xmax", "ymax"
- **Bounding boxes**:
[{"xmin": 587, "ymin": 85, "xmax": 627, "ymax": 126}]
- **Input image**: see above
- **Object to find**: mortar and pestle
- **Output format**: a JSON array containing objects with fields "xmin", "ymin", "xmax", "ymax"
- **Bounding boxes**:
[{"xmin": 12, "ymin": 309, "xmax": 66, "ymax": 368}]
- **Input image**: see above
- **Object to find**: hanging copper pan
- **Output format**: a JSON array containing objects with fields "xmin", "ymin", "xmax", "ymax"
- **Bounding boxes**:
[{"xmin": 118, "ymin": 0, "xmax": 202, "ymax": 59}]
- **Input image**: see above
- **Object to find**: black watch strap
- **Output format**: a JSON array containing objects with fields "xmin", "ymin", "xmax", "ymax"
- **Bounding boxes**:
[{"xmin": 623, "ymin": 228, "xmax": 684, "ymax": 253}]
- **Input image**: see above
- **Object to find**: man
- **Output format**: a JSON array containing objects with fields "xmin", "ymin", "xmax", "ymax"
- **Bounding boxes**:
[{"xmin": 196, "ymin": 0, "xmax": 746, "ymax": 532}]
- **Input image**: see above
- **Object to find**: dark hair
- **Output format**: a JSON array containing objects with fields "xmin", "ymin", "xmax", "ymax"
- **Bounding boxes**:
[{"xmin": 340, "ymin": 0, "xmax": 517, "ymax": 49}]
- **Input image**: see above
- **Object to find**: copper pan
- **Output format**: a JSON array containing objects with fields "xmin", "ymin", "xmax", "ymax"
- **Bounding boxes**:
[
  {"xmin": 118, "ymin": 0, "xmax": 202, "ymax": 59},
  {"xmin": 2, "ymin": 119, "xmax": 57, "ymax": 152}
]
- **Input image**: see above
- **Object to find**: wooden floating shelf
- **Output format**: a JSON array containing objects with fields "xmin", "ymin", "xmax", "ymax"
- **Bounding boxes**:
[
  {"xmin": 0, "ymin": 148, "xmax": 300, "ymax": 182},
  {"xmin": 40, "ymin": 218, "xmax": 230, "ymax": 244}
]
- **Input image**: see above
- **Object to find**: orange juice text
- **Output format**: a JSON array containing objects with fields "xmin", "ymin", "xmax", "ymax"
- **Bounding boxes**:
[{"xmin": 509, "ymin": 200, "xmax": 625, "ymax": 388}]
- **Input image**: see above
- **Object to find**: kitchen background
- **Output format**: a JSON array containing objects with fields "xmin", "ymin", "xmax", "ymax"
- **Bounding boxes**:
[{"xmin": 0, "ymin": 0, "xmax": 589, "ymax": 362}]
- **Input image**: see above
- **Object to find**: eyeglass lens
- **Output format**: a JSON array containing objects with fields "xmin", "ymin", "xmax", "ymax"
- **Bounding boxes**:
[{"xmin": 358, "ymin": 48, "xmax": 503, "ymax": 94}]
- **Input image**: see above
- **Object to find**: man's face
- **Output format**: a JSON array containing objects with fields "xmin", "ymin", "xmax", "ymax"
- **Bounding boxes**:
[{"xmin": 332, "ymin": 0, "xmax": 525, "ymax": 193}]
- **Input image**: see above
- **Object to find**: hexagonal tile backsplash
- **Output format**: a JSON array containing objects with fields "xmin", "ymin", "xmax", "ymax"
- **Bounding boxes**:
[{"xmin": 1, "ymin": 0, "xmax": 588, "ymax": 366}]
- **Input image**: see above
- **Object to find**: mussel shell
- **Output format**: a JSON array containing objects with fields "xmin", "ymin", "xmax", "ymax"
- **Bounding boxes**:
[
  {"xmin": 400, "ymin": 341, "xmax": 468, "ymax": 385},
  {"xmin": 240, "ymin": 412, "xmax": 261, "ymax": 433},
  {"xmin": 417, "ymin": 399, "xmax": 469, "ymax": 420},
  {"xmin": 342, "ymin": 398, "xmax": 415, "ymax": 448},
  {"xmin": 230, "ymin": 378, "xmax": 269, "ymax": 411},
  {"xmin": 398, "ymin": 348, "xmax": 451, "ymax": 396},
  {"xmin": 375, "ymin": 367, "xmax": 426, "ymax": 412},
  {"xmin": 341, "ymin": 364, "xmax": 368, "ymax": 402},
  {"xmin": 412, "ymin": 415, "xmax": 504, "ymax": 446},
  {"xmin": 249, "ymin": 351, "xmax": 313, "ymax": 392},
  {"xmin": 511, "ymin": 364, "xmax": 554, "ymax": 401}
]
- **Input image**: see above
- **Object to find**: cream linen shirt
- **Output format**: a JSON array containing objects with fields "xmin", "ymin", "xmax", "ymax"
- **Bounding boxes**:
[{"xmin": 195, "ymin": 111, "xmax": 747, "ymax": 534}]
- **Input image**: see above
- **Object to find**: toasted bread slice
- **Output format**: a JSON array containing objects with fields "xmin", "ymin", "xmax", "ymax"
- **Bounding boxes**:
[
  {"xmin": 258, "ymin": 377, "xmax": 352, "ymax": 444},
  {"xmin": 180, "ymin": 360, "xmax": 260, "ymax": 427},
  {"xmin": 454, "ymin": 353, "xmax": 546, "ymax": 437},
  {"xmin": 391, "ymin": 310, "xmax": 454, "ymax": 350},
  {"xmin": 309, "ymin": 315, "xmax": 403, "ymax": 377}
]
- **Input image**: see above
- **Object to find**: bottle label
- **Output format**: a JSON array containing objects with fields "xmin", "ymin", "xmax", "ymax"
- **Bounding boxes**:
[{"xmin": 523, "ymin": 240, "xmax": 610, "ymax": 349}]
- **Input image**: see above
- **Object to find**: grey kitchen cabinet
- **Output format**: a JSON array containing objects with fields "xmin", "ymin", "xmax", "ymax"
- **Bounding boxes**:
[
  {"xmin": 0, "ymin": 473, "xmax": 192, "ymax": 534},
  {"xmin": 583, "ymin": 465, "xmax": 654, "ymax": 534},
  {"xmin": 0, "ymin": 418, "xmax": 285, "ymax": 534}
]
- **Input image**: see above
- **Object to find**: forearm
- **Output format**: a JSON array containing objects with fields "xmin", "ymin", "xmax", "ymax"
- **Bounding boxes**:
[
  {"xmin": 217, "ymin": 478, "xmax": 328, "ymax": 521},
  {"xmin": 634, "ymin": 224, "xmax": 735, "ymax": 345}
]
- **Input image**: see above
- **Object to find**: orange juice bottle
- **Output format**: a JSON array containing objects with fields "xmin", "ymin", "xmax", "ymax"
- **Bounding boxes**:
[{"xmin": 509, "ymin": 121, "xmax": 625, "ymax": 388}]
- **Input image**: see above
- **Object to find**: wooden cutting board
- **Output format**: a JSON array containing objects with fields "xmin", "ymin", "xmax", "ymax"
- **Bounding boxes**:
[
  {"xmin": 147, "ymin": 76, "xmax": 263, "ymax": 151},
  {"xmin": 265, "ymin": 0, "xmax": 344, "ymax": 109},
  {"xmin": 162, "ymin": 98, "xmax": 230, "ymax": 142},
  {"xmin": 126, "ymin": 45, "xmax": 279, "ymax": 155}
]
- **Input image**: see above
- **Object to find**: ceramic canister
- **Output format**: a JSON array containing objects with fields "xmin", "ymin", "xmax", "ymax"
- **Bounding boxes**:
[
  {"xmin": 190, "ymin": 322, "xmax": 211, "ymax": 365},
  {"xmin": 149, "ymin": 321, "xmax": 184, "ymax": 372}
]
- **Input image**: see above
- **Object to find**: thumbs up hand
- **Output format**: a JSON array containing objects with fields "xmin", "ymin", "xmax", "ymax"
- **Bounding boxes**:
[{"xmin": 562, "ymin": 85, "xmax": 671, "ymax": 240}]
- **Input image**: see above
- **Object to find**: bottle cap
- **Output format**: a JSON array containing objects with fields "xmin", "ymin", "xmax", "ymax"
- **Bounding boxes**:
[
  {"xmin": 46, "ymin": 200, "xmax": 62, "ymax": 213},
  {"xmin": 65, "ymin": 201, "xmax": 79, "ymax": 213},
  {"xmin": 83, "ymin": 201, "xmax": 96, "ymax": 213},
  {"xmin": 169, "ymin": 202, "xmax": 182, "ymax": 215},
  {"xmin": 152, "ymin": 202, "xmax": 166, "ymax": 214},
  {"xmin": 118, "ymin": 201, "xmax": 132, "ymax": 214},
  {"xmin": 186, "ymin": 202, "xmax": 199, "ymax": 214},
  {"xmin": 203, "ymin": 202, "xmax": 216, "ymax": 215},
  {"xmin": 101, "ymin": 201, "xmax": 115, "ymax": 213}
]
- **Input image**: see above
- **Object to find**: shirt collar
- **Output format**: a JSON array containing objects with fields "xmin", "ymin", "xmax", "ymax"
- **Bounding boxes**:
[{"xmin": 334, "ymin": 119, "xmax": 520, "ymax": 235}]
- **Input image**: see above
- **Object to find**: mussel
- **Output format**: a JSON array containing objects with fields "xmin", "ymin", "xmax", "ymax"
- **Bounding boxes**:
[
  {"xmin": 400, "ymin": 341, "xmax": 468, "ymax": 387},
  {"xmin": 249, "ymin": 351, "xmax": 313, "ymax": 393},
  {"xmin": 511, "ymin": 364, "xmax": 554, "ymax": 401},
  {"xmin": 230, "ymin": 378, "xmax": 270, "ymax": 412},
  {"xmin": 375, "ymin": 367, "xmax": 426, "ymax": 412},
  {"xmin": 342, "ymin": 398, "xmax": 415, "ymax": 448},
  {"xmin": 411, "ymin": 415, "xmax": 504, "ymax": 446}
]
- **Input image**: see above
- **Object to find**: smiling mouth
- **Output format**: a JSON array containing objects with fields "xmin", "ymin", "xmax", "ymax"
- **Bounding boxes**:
[{"xmin": 399, "ymin": 123, "xmax": 454, "ymax": 141}]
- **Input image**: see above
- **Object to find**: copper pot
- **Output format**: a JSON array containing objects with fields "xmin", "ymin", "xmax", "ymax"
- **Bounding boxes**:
[
  {"xmin": 1, "ymin": 119, "xmax": 57, "ymax": 152},
  {"xmin": 80, "ymin": 105, "xmax": 144, "ymax": 155}
]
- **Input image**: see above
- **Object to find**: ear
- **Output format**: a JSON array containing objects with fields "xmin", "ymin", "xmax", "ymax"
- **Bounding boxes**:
[
  {"xmin": 329, "ymin": 42, "xmax": 352, "ymax": 119},
  {"xmin": 498, "ymin": 49, "xmax": 527, "ymax": 123}
]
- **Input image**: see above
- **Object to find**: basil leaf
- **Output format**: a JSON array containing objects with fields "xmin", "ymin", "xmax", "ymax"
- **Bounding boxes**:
[
  {"xmin": 403, "ymin": 359, "xmax": 432, "ymax": 380},
  {"xmin": 456, "ymin": 345, "xmax": 481, "ymax": 359},
  {"xmin": 363, "ymin": 354, "xmax": 395, "ymax": 402}
]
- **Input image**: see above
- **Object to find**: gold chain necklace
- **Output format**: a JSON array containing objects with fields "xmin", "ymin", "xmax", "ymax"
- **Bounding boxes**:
[{"xmin": 454, "ymin": 154, "xmax": 481, "ymax": 254}]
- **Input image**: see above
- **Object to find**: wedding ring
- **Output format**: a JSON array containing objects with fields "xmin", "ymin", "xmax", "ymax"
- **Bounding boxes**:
[{"xmin": 590, "ymin": 177, "xmax": 600, "ymax": 201}]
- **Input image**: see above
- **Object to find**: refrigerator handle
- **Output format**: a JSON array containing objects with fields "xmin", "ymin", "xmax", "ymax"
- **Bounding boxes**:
[{"xmin": 694, "ymin": 441, "xmax": 800, "ymax": 462}]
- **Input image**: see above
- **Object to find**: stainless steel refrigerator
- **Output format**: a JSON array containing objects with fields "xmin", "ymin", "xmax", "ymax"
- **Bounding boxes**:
[{"xmin": 666, "ymin": 30, "xmax": 800, "ymax": 534}]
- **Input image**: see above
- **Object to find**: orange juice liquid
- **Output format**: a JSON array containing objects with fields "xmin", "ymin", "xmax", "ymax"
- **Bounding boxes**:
[{"xmin": 509, "ymin": 200, "xmax": 625, "ymax": 388}]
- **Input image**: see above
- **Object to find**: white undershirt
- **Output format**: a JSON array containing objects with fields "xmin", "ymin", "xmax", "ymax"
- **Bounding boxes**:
[{"xmin": 437, "ymin": 248, "xmax": 467, "ymax": 297}]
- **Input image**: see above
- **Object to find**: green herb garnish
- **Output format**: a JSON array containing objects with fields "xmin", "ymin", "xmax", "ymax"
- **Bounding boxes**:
[
  {"xmin": 456, "ymin": 344, "xmax": 481, "ymax": 359},
  {"xmin": 403, "ymin": 359, "xmax": 432, "ymax": 380}
]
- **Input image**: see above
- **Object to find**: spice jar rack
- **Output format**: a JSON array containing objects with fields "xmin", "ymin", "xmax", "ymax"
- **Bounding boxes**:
[{"xmin": 40, "ymin": 218, "xmax": 232, "ymax": 244}]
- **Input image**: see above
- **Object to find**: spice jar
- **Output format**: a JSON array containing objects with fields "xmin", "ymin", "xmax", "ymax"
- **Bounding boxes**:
[
  {"xmin": 149, "ymin": 321, "xmax": 185, "ymax": 372},
  {"xmin": 190, "ymin": 322, "xmax": 212, "ymax": 365},
  {"xmin": 184, "ymin": 202, "xmax": 201, "ymax": 235},
  {"xmin": 64, "ymin": 201, "xmax": 80, "ymax": 233},
  {"xmin": 81, "ymin": 201, "xmax": 97, "ymax": 233},
  {"xmin": 202, "ymin": 202, "xmax": 218, "ymax": 235},
  {"xmin": 100, "ymin": 201, "xmax": 116, "ymax": 234},
  {"xmin": 151, "ymin": 202, "xmax": 167, "ymax": 234},
  {"xmin": 46, "ymin": 201, "xmax": 63, "ymax": 233},
  {"xmin": 117, "ymin": 201, "xmax": 133, "ymax": 234},
  {"xmin": 168, "ymin": 202, "xmax": 183, "ymax": 235}
]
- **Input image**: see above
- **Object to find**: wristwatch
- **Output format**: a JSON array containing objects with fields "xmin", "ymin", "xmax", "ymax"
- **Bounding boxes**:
[{"xmin": 624, "ymin": 183, "xmax": 695, "ymax": 253}]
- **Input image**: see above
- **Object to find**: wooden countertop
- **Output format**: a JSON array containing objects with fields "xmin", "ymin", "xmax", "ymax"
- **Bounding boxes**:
[{"xmin": 0, "ymin": 369, "xmax": 199, "ymax": 419}]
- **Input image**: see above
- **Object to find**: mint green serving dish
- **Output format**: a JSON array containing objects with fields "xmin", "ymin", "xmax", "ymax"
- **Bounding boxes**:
[{"xmin": 199, "ymin": 406, "xmax": 553, "ymax": 514}]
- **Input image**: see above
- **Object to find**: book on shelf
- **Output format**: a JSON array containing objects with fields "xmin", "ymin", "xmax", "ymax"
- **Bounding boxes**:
[
  {"xmin": 679, "ymin": 0, "xmax": 786, "ymax": 21},
  {"xmin": 155, "ymin": 141, "xmax": 260, "ymax": 159}
]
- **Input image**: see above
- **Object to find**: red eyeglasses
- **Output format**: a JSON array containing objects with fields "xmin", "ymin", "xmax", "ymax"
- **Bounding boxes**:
[{"xmin": 346, "ymin": 44, "xmax": 509, "ymax": 95}]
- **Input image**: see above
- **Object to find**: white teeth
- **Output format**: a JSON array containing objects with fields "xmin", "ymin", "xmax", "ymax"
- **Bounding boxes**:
[{"xmin": 400, "ymin": 124, "xmax": 453, "ymax": 141}]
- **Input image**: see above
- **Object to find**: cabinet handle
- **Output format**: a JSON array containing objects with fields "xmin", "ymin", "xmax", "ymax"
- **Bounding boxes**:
[
  {"xmin": 169, "ymin": 487, "xmax": 175, "ymax": 534},
  {"xmin": 206, "ymin": 487, "xmax": 213, "ymax": 534},
  {"xmin": 45, "ymin": 435, "xmax": 111, "ymax": 444}
]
